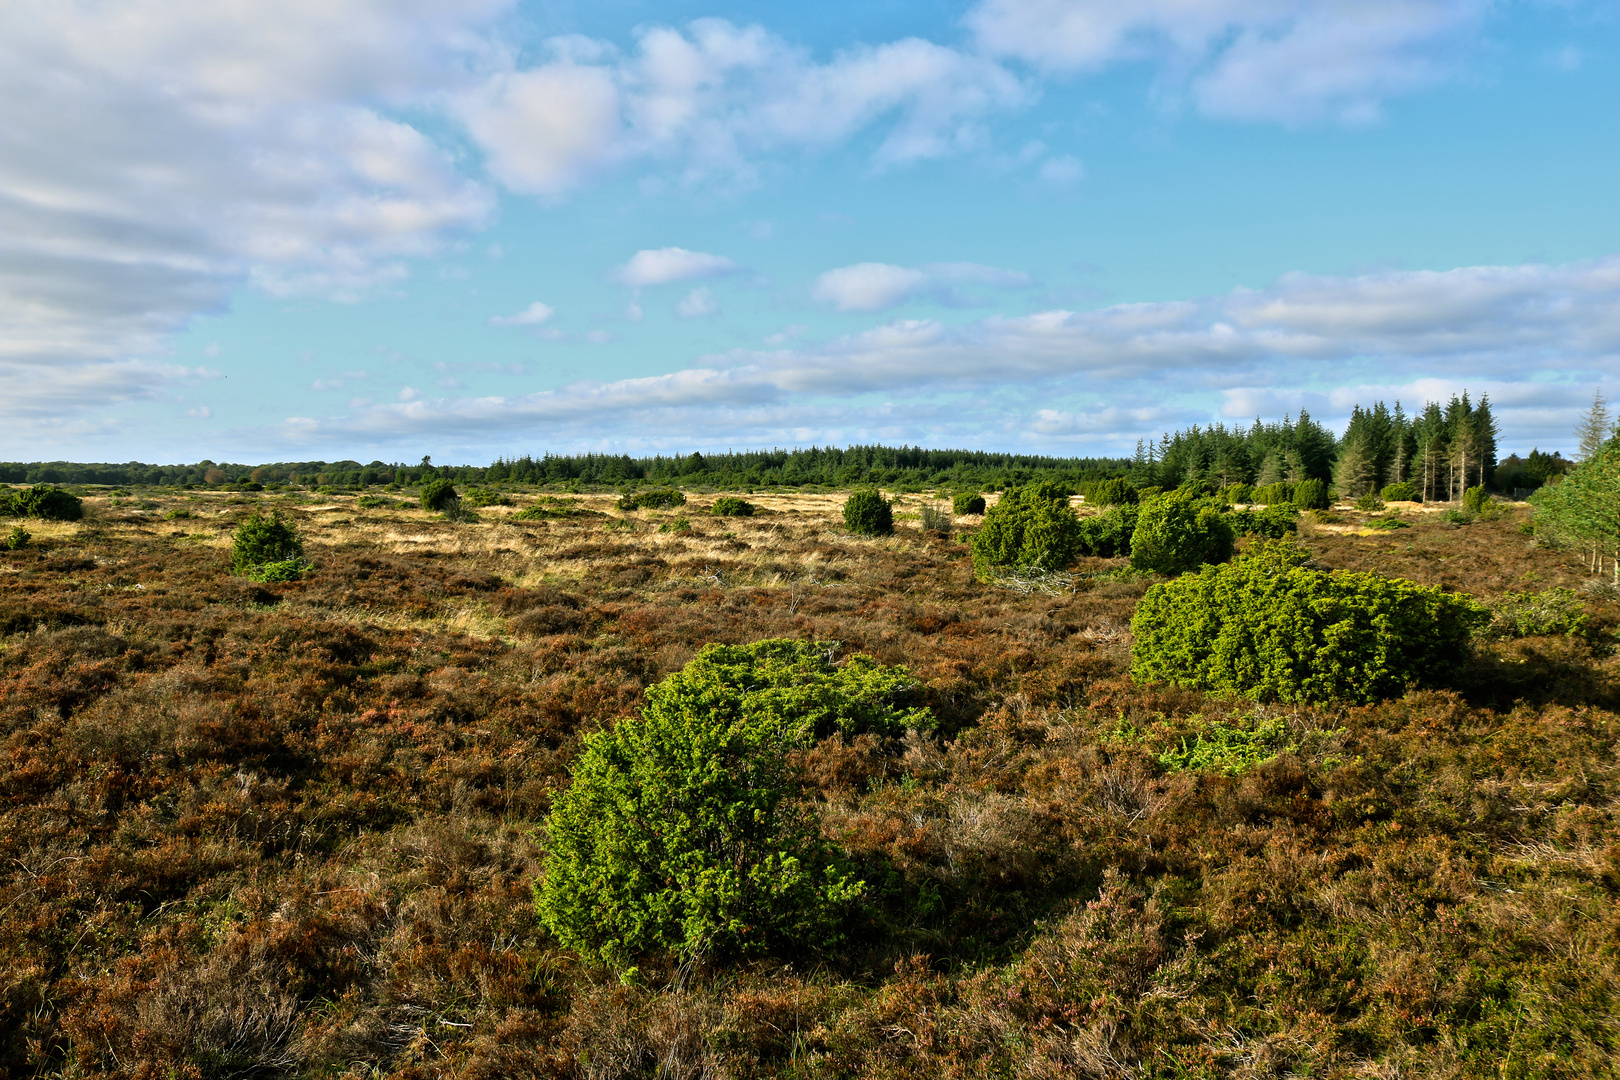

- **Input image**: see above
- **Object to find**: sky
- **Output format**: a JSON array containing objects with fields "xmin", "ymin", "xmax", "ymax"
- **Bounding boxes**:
[{"xmin": 2, "ymin": 0, "xmax": 1617, "ymax": 466}]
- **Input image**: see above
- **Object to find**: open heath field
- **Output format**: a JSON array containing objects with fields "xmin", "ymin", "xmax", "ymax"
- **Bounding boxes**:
[{"xmin": 2, "ymin": 487, "xmax": 1619, "ymax": 1078}]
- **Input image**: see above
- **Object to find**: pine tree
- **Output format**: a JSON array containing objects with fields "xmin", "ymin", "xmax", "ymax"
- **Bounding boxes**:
[
  {"xmin": 1472, "ymin": 394, "xmax": 1499, "ymax": 489},
  {"xmin": 1577, "ymin": 389, "xmax": 1611, "ymax": 462}
]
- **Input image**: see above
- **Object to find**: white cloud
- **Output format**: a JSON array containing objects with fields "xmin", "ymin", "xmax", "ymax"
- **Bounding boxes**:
[
  {"xmin": 488, "ymin": 301, "xmax": 555, "ymax": 326},
  {"xmin": 965, "ymin": 0, "xmax": 1487, "ymax": 123},
  {"xmin": 676, "ymin": 287, "xmax": 720, "ymax": 318},
  {"xmin": 613, "ymin": 247, "xmax": 738, "ymax": 287},
  {"xmin": 812, "ymin": 261, "xmax": 1033, "ymax": 311}
]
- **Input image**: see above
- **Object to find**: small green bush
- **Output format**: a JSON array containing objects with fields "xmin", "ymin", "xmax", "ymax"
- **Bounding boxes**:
[
  {"xmin": 970, "ymin": 482, "xmax": 1081, "ymax": 578},
  {"xmin": 619, "ymin": 489, "xmax": 687, "ymax": 511},
  {"xmin": 1292, "ymin": 479, "xmax": 1329, "ymax": 510},
  {"xmin": 710, "ymin": 496, "xmax": 755, "ymax": 517},
  {"xmin": 355, "ymin": 495, "xmax": 398, "ymax": 509},
  {"xmin": 1086, "ymin": 477, "xmax": 1137, "ymax": 507},
  {"xmin": 3, "ymin": 485, "xmax": 83, "ymax": 521},
  {"xmin": 1463, "ymin": 485, "xmax": 1489, "ymax": 514},
  {"xmin": 1158, "ymin": 716, "xmax": 1295, "ymax": 776},
  {"xmin": 4, "ymin": 525, "xmax": 29, "ymax": 551},
  {"xmin": 536, "ymin": 640, "xmax": 930, "ymax": 967},
  {"xmin": 1381, "ymin": 482, "xmax": 1420, "ymax": 502},
  {"xmin": 1076, "ymin": 503, "xmax": 1138, "ymax": 558},
  {"xmin": 843, "ymin": 489, "xmax": 894, "ymax": 536},
  {"xmin": 1367, "ymin": 515, "xmax": 1411, "ymax": 530},
  {"xmin": 1221, "ymin": 483, "xmax": 1254, "ymax": 504},
  {"xmin": 230, "ymin": 510, "xmax": 307, "ymax": 579},
  {"xmin": 419, "ymin": 479, "xmax": 459, "ymax": 512},
  {"xmin": 1131, "ymin": 539, "xmax": 1487, "ymax": 703},
  {"xmin": 657, "ymin": 515, "xmax": 692, "ymax": 533},
  {"xmin": 1250, "ymin": 482, "xmax": 1293, "ymax": 506},
  {"xmin": 1129, "ymin": 491, "xmax": 1235, "ymax": 576},
  {"xmin": 1489, "ymin": 588, "xmax": 1589, "ymax": 638},
  {"xmin": 1226, "ymin": 504, "xmax": 1298, "ymax": 539},
  {"xmin": 951, "ymin": 492, "xmax": 987, "ymax": 515},
  {"xmin": 918, "ymin": 504, "xmax": 952, "ymax": 534},
  {"xmin": 1354, "ymin": 492, "xmax": 1386, "ymax": 512},
  {"xmin": 463, "ymin": 487, "xmax": 513, "ymax": 507}
]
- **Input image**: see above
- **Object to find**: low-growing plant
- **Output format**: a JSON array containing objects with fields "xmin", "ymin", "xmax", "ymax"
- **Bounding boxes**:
[
  {"xmin": 419, "ymin": 478, "xmax": 459, "ymax": 513},
  {"xmin": 1441, "ymin": 507, "xmax": 1472, "ymax": 525},
  {"xmin": 619, "ymin": 489, "xmax": 687, "ymax": 511},
  {"xmin": 1366, "ymin": 514, "xmax": 1411, "ymax": 530},
  {"xmin": 1131, "ymin": 538, "xmax": 1487, "ymax": 703},
  {"xmin": 971, "ymin": 481, "xmax": 1081, "ymax": 578},
  {"xmin": 1129, "ymin": 491, "xmax": 1235, "ymax": 576},
  {"xmin": 918, "ymin": 504, "xmax": 952, "ymax": 534},
  {"xmin": 951, "ymin": 491, "xmax": 987, "ymax": 515},
  {"xmin": 536, "ymin": 640, "xmax": 931, "ymax": 967},
  {"xmin": 843, "ymin": 488, "xmax": 894, "ymax": 536},
  {"xmin": 658, "ymin": 516, "xmax": 692, "ymax": 533},
  {"xmin": 4, "ymin": 524, "xmax": 29, "ymax": 550},
  {"xmin": 1354, "ymin": 492, "xmax": 1386, "ymax": 512},
  {"xmin": 1381, "ymin": 481, "xmax": 1420, "ymax": 502},
  {"xmin": 462, "ymin": 487, "xmax": 513, "ymax": 507},
  {"xmin": 1489, "ymin": 587, "xmax": 1589, "ymax": 638},
  {"xmin": 230, "ymin": 510, "xmax": 308, "ymax": 580},
  {"xmin": 710, "ymin": 496, "xmax": 755, "ymax": 517},
  {"xmin": 163, "ymin": 508, "xmax": 192, "ymax": 520},
  {"xmin": 3, "ymin": 484, "xmax": 84, "ymax": 521},
  {"xmin": 1157, "ymin": 715, "xmax": 1295, "ymax": 776},
  {"xmin": 355, "ymin": 495, "xmax": 397, "ymax": 509}
]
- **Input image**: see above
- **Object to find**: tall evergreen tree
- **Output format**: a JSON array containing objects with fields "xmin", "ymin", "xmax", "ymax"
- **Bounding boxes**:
[{"xmin": 1577, "ymin": 389, "xmax": 1611, "ymax": 462}]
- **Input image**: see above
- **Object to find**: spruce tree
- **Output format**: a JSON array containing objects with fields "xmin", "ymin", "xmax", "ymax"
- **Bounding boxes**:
[{"xmin": 1577, "ymin": 389, "xmax": 1611, "ymax": 462}]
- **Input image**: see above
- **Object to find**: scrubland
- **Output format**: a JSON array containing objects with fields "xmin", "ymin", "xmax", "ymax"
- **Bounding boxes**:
[{"xmin": 2, "ymin": 487, "xmax": 1618, "ymax": 1078}]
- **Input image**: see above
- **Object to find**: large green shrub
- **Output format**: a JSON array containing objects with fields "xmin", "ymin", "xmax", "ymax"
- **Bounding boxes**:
[
  {"xmin": 1076, "ymin": 503, "xmax": 1138, "ymax": 558},
  {"xmin": 230, "ymin": 510, "xmax": 308, "ymax": 581},
  {"xmin": 1463, "ymin": 485, "xmax": 1489, "ymax": 514},
  {"xmin": 1292, "ymin": 478, "xmax": 1330, "ymax": 510},
  {"xmin": 1250, "ymin": 482, "xmax": 1293, "ymax": 506},
  {"xmin": 951, "ymin": 491, "xmax": 987, "ymax": 515},
  {"xmin": 1381, "ymin": 481, "xmax": 1420, "ymax": 502},
  {"xmin": 1128, "ymin": 491, "xmax": 1235, "ymax": 576},
  {"xmin": 1221, "ymin": 483, "xmax": 1254, "ymax": 505},
  {"xmin": 619, "ymin": 488, "xmax": 687, "ymax": 511},
  {"xmin": 1226, "ymin": 504, "xmax": 1298, "ymax": 539},
  {"xmin": 3, "ymin": 485, "xmax": 83, "ymax": 521},
  {"xmin": 419, "ymin": 479, "xmax": 459, "ymax": 512},
  {"xmin": 536, "ymin": 640, "xmax": 930, "ymax": 967},
  {"xmin": 1131, "ymin": 540, "xmax": 1487, "ymax": 703},
  {"xmin": 710, "ymin": 496, "xmax": 755, "ymax": 517},
  {"xmin": 843, "ymin": 488, "xmax": 893, "ymax": 536},
  {"xmin": 1086, "ymin": 477, "xmax": 1137, "ymax": 507},
  {"xmin": 970, "ymin": 481, "xmax": 1082, "ymax": 578}
]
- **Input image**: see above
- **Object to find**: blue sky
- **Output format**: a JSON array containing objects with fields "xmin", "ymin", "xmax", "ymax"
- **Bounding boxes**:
[{"xmin": 3, "ymin": 0, "xmax": 1616, "ymax": 465}]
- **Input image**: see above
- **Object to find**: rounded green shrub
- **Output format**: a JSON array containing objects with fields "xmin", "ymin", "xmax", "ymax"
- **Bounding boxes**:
[
  {"xmin": 230, "ymin": 510, "xmax": 307, "ymax": 579},
  {"xmin": 1250, "ymin": 482, "xmax": 1293, "ymax": 506},
  {"xmin": 970, "ymin": 481, "xmax": 1082, "ymax": 578},
  {"xmin": 4, "ymin": 485, "xmax": 83, "ymax": 521},
  {"xmin": 951, "ymin": 491, "xmax": 987, "ymax": 515},
  {"xmin": 1086, "ymin": 477, "xmax": 1137, "ymax": 507},
  {"xmin": 710, "ymin": 496, "xmax": 755, "ymax": 517},
  {"xmin": 1380, "ymin": 482, "xmax": 1420, "ymax": 502},
  {"xmin": 619, "ymin": 488, "xmax": 687, "ymax": 511},
  {"xmin": 1291, "ymin": 478, "xmax": 1330, "ymax": 510},
  {"xmin": 1076, "ymin": 503, "xmax": 1138, "ymax": 558},
  {"xmin": 536, "ymin": 639, "xmax": 930, "ymax": 967},
  {"xmin": 843, "ymin": 488, "xmax": 893, "ymax": 536},
  {"xmin": 1227, "ymin": 504, "xmax": 1298, "ymax": 539},
  {"xmin": 1221, "ymin": 483, "xmax": 1254, "ymax": 504},
  {"xmin": 1354, "ymin": 492, "xmax": 1386, "ymax": 512},
  {"xmin": 1128, "ymin": 491, "xmax": 1235, "ymax": 576},
  {"xmin": 1131, "ymin": 539, "xmax": 1487, "ymax": 703},
  {"xmin": 1463, "ymin": 485, "xmax": 1489, "ymax": 514},
  {"xmin": 419, "ymin": 478, "xmax": 459, "ymax": 512},
  {"xmin": 463, "ymin": 487, "xmax": 513, "ymax": 507},
  {"xmin": 4, "ymin": 525, "xmax": 29, "ymax": 551}
]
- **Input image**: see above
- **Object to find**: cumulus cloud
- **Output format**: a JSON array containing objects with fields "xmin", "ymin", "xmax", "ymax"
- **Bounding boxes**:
[
  {"xmin": 965, "ymin": 0, "xmax": 1487, "ymax": 123},
  {"xmin": 812, "ymin": 261, "xmax": 1033, "ymax": 311},
  {"xmin": 613, "ymin": 247, "xmax": 738, "ymax": 288},
  {"xmin": 488, "ymin": 301, "xmax": 555, "ymax": 326},
  {"xmin": 676, "ymin": 287, "xmax": 720, "ymax": 318}
]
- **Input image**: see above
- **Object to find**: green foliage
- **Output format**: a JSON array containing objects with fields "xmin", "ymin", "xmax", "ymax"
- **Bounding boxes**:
[
  {"xmin": 971, "ymin": 482, "xmax": 1082, "ymax": 578},
  {"xmin": 1488, "ymin": 588, "xmax": 1589, "ymax": 638},
  {"xmin": 355, "ymin": 495, "xmax": 402, "ymax": 509},
  {"xmin": 1076, "ymin": 503, "xmax": 1138, "ymax": 558},
  {"xmin": 619, "ymin": 488, "xmax": 687, "ymax": 511},
  {"xmin": 1157, "ymin": 716, "xmax": 1295, "ymax": 776},
  {"xmin": 1086, "ymin": 477, "xmax": 1137, "ymax": 507},
  {"xmin": 535, "ymin": 640, "xmax": 930, "ymax": 967},
  {"xmin": 657, "ymin": 515, "xmax": 692, "ymax": 533},
  {"xmin": 1131, "ymin": 539, "xmax": 1487, "ymax": 703},
  {"xmin": 1354, "ymin": 492, "xmax": 1386, "ymax": 512},
  {"xmin": 462, "ymin": 487, "xmax": 512, "ymax": 507},
  {"xmin": 230, "ymin": 510, "xmax": 308, "ymax": 580},
  {"xmin": 1380, "ymin": 481, "xmax": 1420, "ymax": 502},
  {"xmin": 1128, "ymin": 491, "xmax": 1235, "ymax": 576},
  {"xmin": 1226, "ymin": 504, "xmax": 1298, "ymax": 539},
  {"xmin": 843, "ymin": 488, "xmax": 894, "ymax": 536},
  {"xmin": 1366, "ymin": 514, "xmax": 1411, "ymax": 530},
  {"xmin": 419, "ymin": 478, "xmax": 459, "ymax": 512},
  {"xmin": 1221, "ymin": 483, "xmax": 1253, "ymax": 504},
  {"xmin": 4, "ymin": 524, "xmax": 29, "ymax": 551},
  {"xmin": 1462, "ymin": 485, "xmax": 1489, "ymax": 514},
  {"xmin": 1530, "ymin": 435, "xmax": 1620, "ymax": 578},
  {"xmin": 3, "ymin": 485, "xmax": 84, "ymax": 521},
  {"xmin": 917, "ymin": 504, "xmax": 952, "ymax": 534},
  {"xmin": 1250, "ymin": 482, "xmax": 1293, "ymax": 506},
  {"xmin": 951, "ymin": 491, "xmax": 986, "ymax": 515},
  {"xmin": 1291, "ymin": 478, "xmax": 1330, "ymax": 510},
  {"xmin": 710, "ymin": 496, "xmax": 755, "ymax": 517}
]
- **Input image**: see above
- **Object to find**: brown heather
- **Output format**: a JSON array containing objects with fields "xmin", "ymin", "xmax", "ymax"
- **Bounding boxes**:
[{"xmin": 1, "ymin": 488, "xmax": 1618, "ymax": 1078}]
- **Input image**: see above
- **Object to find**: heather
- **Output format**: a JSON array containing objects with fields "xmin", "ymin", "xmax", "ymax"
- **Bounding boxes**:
[{"xmin": 1, "ymin": 484, "xmax": 1617, "ymax": 1078}]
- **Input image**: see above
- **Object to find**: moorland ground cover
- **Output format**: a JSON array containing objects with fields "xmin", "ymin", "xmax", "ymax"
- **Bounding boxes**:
[{"xmin": 1, "ymin": 485, "xmax": 1618, "ymax": 1078}]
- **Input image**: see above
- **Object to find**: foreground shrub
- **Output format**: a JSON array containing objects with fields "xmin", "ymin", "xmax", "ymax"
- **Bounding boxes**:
[
  {"xmin": 843, "ymin": 488, "xmax": 893, "ymax": 536},
  {"xmin": 1463, "ymin": 485, "xmax": 1489, "ymax": 514},
  {"xmin": 4, "ymin": 524, "xmax": 28, "ymax": 550},
  {"xmin": 619, "ymin": 488, "xmax": 687, "ymax": 511},
  {"xmin": 1128, "ymin": 491, "xmax": 1235, "ymax": 576},
  {"xmin": 1077, "ymin": 503, "xmax": 1138, "ymax": 558},
  {"xmin": 951, "ymin": 491, "xmax": 986, "ymax": 515},
  {"xmin": 3, "ymin": 485, "xmax": 83, "ymax": 521},
  {"xmin": 419, "ymin": 478, "xmax": 459, "ymax": 512},
  {"xmin": 710, "ymin": 496, "xmax": 755, "ymax": 517},
  {"xmin": 1131, "ymin": 540, "xmax": 1486, "ymax": 703},
  {"xmin": 1381, "ymin": 481, "xmax": 1420, "ymax": 502},
  {"xmin": 230, "ymin": 510, "xmax": 308, "ymax": 580},
  {"xmin": 536, "ymin": 640, "xmax": 930, "ymax": 967},
  {"xmin": 1292, "ymin": 478, "xmax": 1330, "ymax": 510},
  {"xmin": 971, "ymin": 482, "xmax": 1081, "ymax": 579}
]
